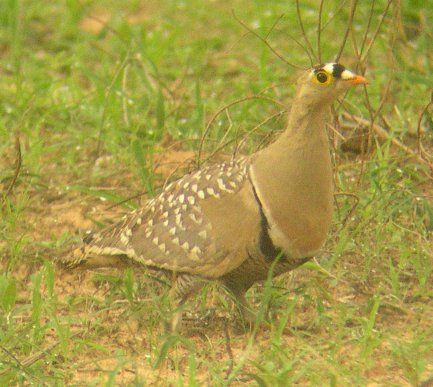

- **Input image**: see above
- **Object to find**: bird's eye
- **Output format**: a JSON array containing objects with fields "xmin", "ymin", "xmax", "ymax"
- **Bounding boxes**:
[
  {"xmin": 316, "ymin": 71, "xmax": 328, "ymax": 83},
  {"xmin": 312, "ymin": 70, "xmax": 334, "ymax": 86}
]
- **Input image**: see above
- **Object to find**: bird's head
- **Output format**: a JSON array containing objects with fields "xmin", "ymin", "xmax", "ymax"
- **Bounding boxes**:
[{"xmin": 295, "ymin": 63, "xmax": 368, "ymax": 109}]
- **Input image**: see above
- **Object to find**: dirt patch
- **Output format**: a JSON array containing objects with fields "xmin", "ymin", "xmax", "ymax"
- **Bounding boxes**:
[
  {"xmin": 80, "ymin": 4, "xmax": 154, "ymax": 35},
  {"xmin": 153, "ymin": 148, "xmax": 197, "ymax": 183}
]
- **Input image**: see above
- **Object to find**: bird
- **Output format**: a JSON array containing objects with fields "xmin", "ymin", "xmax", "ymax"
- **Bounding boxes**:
[{"xmin": 62, "ymin": 62, "xmax": 368, "ymax": 331}]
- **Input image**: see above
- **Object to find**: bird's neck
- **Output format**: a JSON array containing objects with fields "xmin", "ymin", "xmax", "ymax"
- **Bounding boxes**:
[
  {"xmin": 249, "ymin": 98, "xmax": 334, "ymax": 258},
  {"xmin": 255, "ymin": 97, "xmax": 333, "ymax": 174},
  {"xmin": 284, "ymin": 97, "xmax": 330, "ymax": 140}
]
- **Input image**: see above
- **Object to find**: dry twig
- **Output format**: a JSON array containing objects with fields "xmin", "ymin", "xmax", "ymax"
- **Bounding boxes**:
[
  {"xmin": 335, "ymin": 0, "xmax": 358, "ymax": 62},
  {"xmin": 0, "ymin": 339, "xmax": 62, "ymax": 378},
  {"xmin": 295, "ymin": 0, "xmax": 317, "ymax": 64},
  {"xmin": 197, "ymin": 96, "xmax": 286, "ymax": 167},
  {"xmin": 360, "ymin": 0, "xmax": 394, "ymax": 63},
  {"xmin": 317, "ymin": 0, "xmax": 325, "ymax": 63},
  {"xmin": 334, "ymin": 191, "xmax": 360, "ymax": 228},
  {"xmin": 341, "ymin": 111, "xmax": 429, "ymax": 165},
  {"xmin": 231, "ymin": 10, "xmax": 304, "ymax": 70}
]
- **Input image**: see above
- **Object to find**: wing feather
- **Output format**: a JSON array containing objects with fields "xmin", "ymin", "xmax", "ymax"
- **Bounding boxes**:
[{"xmin": 79, "ymin": 158, "xmax": 258, "ymax": 277}]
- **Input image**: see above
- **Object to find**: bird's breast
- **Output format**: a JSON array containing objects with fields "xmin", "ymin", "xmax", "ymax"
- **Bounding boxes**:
[{"xmin": 250, "ymin": 136, "xmax": 334, "ymax": 259}]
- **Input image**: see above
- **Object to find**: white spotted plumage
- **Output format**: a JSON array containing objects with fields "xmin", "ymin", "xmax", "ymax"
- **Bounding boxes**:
[
  {"xmin": 72, "ymin": 157, "xmax": 248, "ymax": 273},
  {"xmin": 62, "ymin": 63, "xmax": 368, "ymax": 333}
]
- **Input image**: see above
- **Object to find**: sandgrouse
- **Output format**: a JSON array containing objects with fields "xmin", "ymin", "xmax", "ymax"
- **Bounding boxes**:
[{"xmin": 63, "ymin": 63, "xmax": 368, "ymax": 331}]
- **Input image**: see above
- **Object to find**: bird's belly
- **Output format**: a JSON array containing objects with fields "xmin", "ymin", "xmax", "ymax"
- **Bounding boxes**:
[
  {"xmin": 221, "ymin": 248, "xmax": 310, "ymax": 292},
  {"xmin": 268, "ymin": 209, "xmax": 332, "ymax": 259}
]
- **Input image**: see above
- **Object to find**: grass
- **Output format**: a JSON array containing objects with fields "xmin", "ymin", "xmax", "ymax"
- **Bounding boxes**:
[{"xmin": 1, "ymin": 0, "xmax": 433, "ymax": 385}]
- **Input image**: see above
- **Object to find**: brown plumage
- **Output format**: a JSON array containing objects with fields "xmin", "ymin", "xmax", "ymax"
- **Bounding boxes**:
[{"xmin": 62, "ymin": 63, "xmax": 368, "ymax": 331}]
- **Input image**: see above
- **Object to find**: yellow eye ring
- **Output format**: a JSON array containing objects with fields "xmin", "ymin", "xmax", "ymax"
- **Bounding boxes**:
[{"xmin": 313, "ymin": 70, "xmax": 333, "ymax": 86}]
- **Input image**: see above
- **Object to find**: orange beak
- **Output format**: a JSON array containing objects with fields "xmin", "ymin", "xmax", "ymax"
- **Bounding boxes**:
[{"xmin": 345, "ymin": 75, "xmax": 369, "ymax": 85}]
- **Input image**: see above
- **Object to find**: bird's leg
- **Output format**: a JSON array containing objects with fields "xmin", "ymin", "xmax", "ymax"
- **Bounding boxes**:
[
  {"xmin": 222, "ymin": 283, "xmax": 257, "ymax": 327},
  {"xmin": 232, "ymin": 291, "xmax": 257, "ymax": 326},
  {"xmin": 167, "ymin": 273, "xmax": 205, "ymax": 333}
]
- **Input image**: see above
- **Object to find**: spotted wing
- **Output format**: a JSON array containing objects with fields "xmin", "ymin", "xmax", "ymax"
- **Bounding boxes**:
[{"xmin": 81, "ymin": 157, "xmax": 256, "ymax": 277}]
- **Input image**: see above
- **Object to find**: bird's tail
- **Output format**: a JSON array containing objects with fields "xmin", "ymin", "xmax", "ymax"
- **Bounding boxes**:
[
  {"xmin": 58, "ymin": 245, "xmax": 131, "ymax": 270},
  {"xmin": 57, "ymin": 230, "xmax": 131, "ymax": 270}
]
